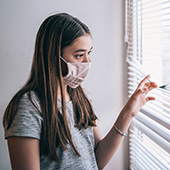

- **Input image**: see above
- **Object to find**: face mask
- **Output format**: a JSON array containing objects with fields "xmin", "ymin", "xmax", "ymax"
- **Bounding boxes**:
[{"xmin": 60, "ymin": 56, "xmax": 91, "ymax": 88}]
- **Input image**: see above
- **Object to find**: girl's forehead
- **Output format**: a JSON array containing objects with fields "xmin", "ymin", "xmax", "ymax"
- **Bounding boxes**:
[{"xmin": 68, "ymin": 34, "xmax": 92, "ymax": 51}]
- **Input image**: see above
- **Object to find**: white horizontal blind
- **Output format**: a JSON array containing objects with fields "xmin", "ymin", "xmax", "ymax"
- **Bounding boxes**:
[{"xmin": 126, "ymin": 0, "xmax": 170, "ymax": 169}]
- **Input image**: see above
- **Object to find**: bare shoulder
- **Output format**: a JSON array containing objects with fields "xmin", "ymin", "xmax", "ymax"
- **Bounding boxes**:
[{"xmin": 93, "ymin": 125, "xmax": 102, "ymax": 149}]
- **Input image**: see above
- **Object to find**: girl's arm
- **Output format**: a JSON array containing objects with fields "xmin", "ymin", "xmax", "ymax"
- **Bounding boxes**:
[
  {"xmin": 94, "ymin": 75, "xmax": 158, "ymax": 170},
  {"xmin": 7, "ymin": 137, "xmax": 40, "ymax": 170},
  {"xmin": 93, "ymin": 109, "xmax": 132, "ymax": 170}
]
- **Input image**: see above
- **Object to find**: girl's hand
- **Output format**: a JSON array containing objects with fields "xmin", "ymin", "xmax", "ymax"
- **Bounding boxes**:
[{"xmin": 125, "ymin": 75, "xmax": 158, "ymax": 117}]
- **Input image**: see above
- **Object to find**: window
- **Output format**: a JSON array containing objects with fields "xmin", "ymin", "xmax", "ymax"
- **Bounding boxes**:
[{"xmin": 125, "ymin": 0, "xmax": 170, "ymax": 169}]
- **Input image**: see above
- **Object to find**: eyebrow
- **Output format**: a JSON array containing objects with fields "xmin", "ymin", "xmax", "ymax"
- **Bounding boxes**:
[{"xmin": 73, "ymin": 47, "xmax": 93, "ymax": 53}]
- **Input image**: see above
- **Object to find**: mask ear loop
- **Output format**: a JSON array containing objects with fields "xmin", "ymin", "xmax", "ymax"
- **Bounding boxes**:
[
  {"xmin": 60, "ymin": 56, "xmax": 68, "ymax": 63},
  {"xmin": 60, "ymin": 56, "xmax": 69, "ymax": 77}
]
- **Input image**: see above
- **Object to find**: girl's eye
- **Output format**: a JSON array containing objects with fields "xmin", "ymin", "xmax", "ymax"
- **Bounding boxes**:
[
  {"xmin": 75, "ymin": 54, "xmax": 84, "ymax": 58},
  {"xmin": 88, "ymin": 50, "xmax": 92, "ymax": 55}
]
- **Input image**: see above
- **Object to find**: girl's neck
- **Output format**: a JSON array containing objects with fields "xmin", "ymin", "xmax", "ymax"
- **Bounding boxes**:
[{"xmin": 57, "ymin": 84, "xmax": 71, "ymax": 102}]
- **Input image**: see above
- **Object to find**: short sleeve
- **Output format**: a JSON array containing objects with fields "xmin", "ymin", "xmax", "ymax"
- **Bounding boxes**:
[{"xmin": 4, "ymin": 93, "xmax": 43, "ymax": 140}]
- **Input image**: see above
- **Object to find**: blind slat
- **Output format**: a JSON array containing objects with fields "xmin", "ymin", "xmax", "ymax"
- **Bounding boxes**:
[
  {"xmin": 130, "ymin": 0, "xmax": 170, "ymax": 8},
  {"xmin": 129, "ymin": 19, "xmax": 170, "ymax": 26},
  {"xmin": 128, "ymin": 48, "xmax": 170, "ymax": 52},
  {"xmin": 142, "ymin": 102, "xmax": 170, "ymax": 119},
  {"xmin": 130, "ymin": 119, "xmax": 170, "ymax": 153},
  {"xmin": 128, "ymin": 11, "xmax": 170, "ymax": 22},
  {"xmin": 128, "ymin": 21, "xmax": 170, "ymax": 28},
  {"xmin": 130, "ymin": 155, "xmax": 149, "ymax": 170},
  {"xmin": 130, "ymin": 146, "xmax": 164, "ymax": 170},
  {"xmin": 128, "ymin": 57, "xmax": 170, "ymax": 63},
  {"xmin": 135, "ymin": 112, "xmax": 170, "ymax": 142},
  {"xmin": 129, "ymin": 7, "xmax": 170, "ymax": 18},
  {"xmin": 129, "ymin": 135, "xmax": 170, "ymax": 169},
  {"xmin": 140, "ymin": 106, "xmax": 170, "ymax": 129},
  {"xmin": 130, "ymin": 148, "xmax": 158, "ymax": 170},
  {"xmin": 130, "ymin": 128, "xmax": 170, "ymax": 163},
  {"xmin": 151, "ymin": 90, "xmax": 170, "ymax": 102}
]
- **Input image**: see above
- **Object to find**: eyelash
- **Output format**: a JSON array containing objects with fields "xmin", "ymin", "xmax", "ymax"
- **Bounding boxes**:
[
  {"xmin": 88, "ymin": 50, "xmax": 92, "ymax": 55},
  {"xmin": 75, "ymin": 51, "xmax": 92, "ymax": 58},
  {"xmin": 75, "ymin": 54, "xmax": 84, "ymax": 58}
]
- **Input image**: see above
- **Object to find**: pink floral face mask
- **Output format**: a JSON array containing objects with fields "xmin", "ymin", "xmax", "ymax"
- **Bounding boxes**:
[{"xmin": 60, "ymin": 56, "xmax": 91, "ymax": 88}]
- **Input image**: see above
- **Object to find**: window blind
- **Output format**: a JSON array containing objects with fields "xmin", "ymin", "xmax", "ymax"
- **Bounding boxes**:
[{"xmin": 125, "ymin": 0, "xmax": 170, "ymax": 169}]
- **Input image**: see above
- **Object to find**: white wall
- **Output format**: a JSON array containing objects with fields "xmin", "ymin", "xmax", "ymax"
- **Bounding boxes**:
[{"xmin": 0, "ymin": 0, "xmax": 128, "ymax": 169}]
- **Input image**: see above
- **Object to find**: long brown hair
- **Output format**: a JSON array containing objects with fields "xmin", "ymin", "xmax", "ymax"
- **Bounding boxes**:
[{"xmin": 3, "ymin": 13, "xmax": 97, "ymax": 161}]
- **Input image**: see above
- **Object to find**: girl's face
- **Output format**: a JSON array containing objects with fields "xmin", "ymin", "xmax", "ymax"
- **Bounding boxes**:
[{"xmin": 62, "ymin": 34, "xmax": 92, "ymax": 63}]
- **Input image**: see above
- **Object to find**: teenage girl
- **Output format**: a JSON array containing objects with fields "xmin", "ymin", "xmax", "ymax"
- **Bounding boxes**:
[{"xmin": 3, "ymin": 13, "xmax": 158, "ymax": 170}]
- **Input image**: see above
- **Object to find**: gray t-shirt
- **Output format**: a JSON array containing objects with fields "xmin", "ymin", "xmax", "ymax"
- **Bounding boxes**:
[{"xmin": 4, "ymin": 92, "xmax": 99, "ymax": 170}]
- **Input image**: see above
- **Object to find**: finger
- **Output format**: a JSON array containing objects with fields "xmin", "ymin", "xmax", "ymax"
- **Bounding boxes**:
[
  {"xmin": 138, "ymin": 75, "xmax": 151, "ymax": 89},
  {"xmin": 148, "ymin": 86, "xmax": 157, "ymax": 91},
  {"xmin": 145, "ymin": 82, "xmax": 158, "ymax": 91},
  {"xmin": 146, "ymin": 96, "xmax": 156, "ymax": 102},
  {"xmin": 145, "ymin": 82, "xmax": 158, "ymax": 88}
]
